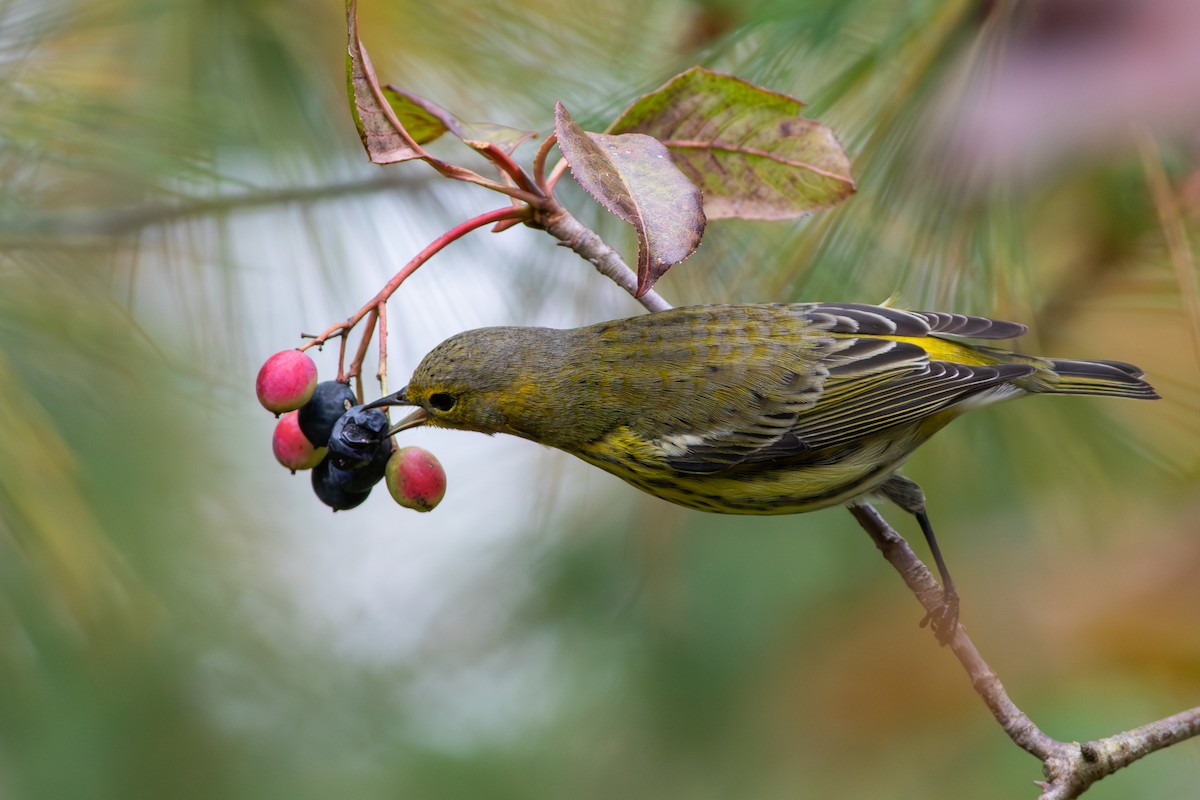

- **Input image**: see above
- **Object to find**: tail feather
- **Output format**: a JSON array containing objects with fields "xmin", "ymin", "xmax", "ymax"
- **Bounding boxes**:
[{"xmin": 1029, "ymin": 358, "xmax": 1159, "ymax": 399}]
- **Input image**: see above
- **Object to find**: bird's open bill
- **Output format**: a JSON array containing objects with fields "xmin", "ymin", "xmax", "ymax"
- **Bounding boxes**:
[{"xmin": 364, "ymin": 388, "xmax": 430, "ymax": 435}]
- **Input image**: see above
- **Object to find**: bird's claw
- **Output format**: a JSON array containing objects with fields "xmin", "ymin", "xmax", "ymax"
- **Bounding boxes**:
[{"xmin": 919, "ymin": 588, "xmax": 960, "ymax": 645}]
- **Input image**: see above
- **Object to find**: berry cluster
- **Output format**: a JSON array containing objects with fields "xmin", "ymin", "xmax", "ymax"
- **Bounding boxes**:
[{"xmin": 257, "ymin": 350, "xmax": 446, "ymax": 512}]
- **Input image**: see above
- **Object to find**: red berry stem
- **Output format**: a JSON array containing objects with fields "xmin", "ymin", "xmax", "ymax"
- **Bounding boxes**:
[
  {"xmin": 299, "ymin": 205, "xmax": 529, "ymax": 353},
  {"xmin": 346, "ymin": 305, "xmax": 378, "ymax": 400},
  {"xmin": 335, "ymin": 325, "xmax": 350, "ymax": 384},
  {"xmin": 376, "ymin": 299, "xmax": 389, "ymax": 397}
]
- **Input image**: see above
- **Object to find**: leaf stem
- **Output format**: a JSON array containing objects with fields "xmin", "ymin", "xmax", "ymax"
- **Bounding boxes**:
[
  {"xmin": 532, "ymin": 133, "xmax": 559, "ymax": 192},
  {"xmin": 545, "ymin": 158, "xmax": 570, "ymax": 192},
  {"xmin": 475, "ymin": 141, "xmax": 543, "ymax": 197}
]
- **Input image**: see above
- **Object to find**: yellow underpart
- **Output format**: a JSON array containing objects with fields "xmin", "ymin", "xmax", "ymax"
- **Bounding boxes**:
[{"xmin": 572, "ymin": 425, "xmax": 903, "ymax": 515}]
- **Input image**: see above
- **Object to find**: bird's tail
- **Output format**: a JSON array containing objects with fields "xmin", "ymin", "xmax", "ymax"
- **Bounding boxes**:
[{"xmin": 1020, "ymin": 357, "xmax": 1160, "ymax": 400}]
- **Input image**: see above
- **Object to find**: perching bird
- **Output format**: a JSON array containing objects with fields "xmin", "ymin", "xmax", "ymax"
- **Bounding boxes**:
[{"xmin": 366, "ymin": 302, "xmax": 1158, "ymax": 640}]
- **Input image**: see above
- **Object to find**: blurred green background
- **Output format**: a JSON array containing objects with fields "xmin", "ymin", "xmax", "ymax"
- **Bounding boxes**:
[{"xmin": 2, "ymin": 0, "xmax": 1198, "ymax": 798}]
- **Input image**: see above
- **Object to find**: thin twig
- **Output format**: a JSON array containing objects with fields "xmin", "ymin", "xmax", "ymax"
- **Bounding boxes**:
[
  {"xmin": 847, "ymin": 503, "xmax": 1057, "ymax": 757},
  {"xmin": 847, "ymin": 501, "xmax": 1200, "ymax": 799},
  {"xmin": 537, "ymin": 204, "xmax": 671, "ymax": 313}
]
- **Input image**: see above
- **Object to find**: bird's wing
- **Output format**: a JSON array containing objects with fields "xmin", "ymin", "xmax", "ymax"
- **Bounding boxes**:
[
  {"xmin": 644, "ymin": 354, "xmax": 831, "ymax": 473},
  {"xmin": 658, "ymin": 305, "xmax": 1032, "ymax": 474},
  {"xmin": 774, "ymin": 352, "xmax": 1033, "ymax": 455},
  {"xmin": 802, "ymin": 302, "xmax": 1029, "ymax": 340}
]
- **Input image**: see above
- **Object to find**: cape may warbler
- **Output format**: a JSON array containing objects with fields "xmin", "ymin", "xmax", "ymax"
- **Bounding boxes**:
[{"xmin": 367, "ymin": 303, "xmax": 1158, "ymax": 638}]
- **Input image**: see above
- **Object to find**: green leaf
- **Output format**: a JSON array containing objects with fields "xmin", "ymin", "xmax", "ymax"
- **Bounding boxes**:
[
  {"xmin": 346, "ymin": 0, "xmax": 533, "ymax": 175},
  {"xmin": 555, "ymin": 102, "xmax": 705, "ymax": 297},
  {"xmin": 379, "ymin": 87, "xmax": 451, "ymax": 146},
  {"xmin": 609, "ymin": 67, "xmax": 856, "ymax": 220},
  {"xmin": 345, "ymin": 0, "xmax": 425, "ymax": 164},
  {"xmin": 385, "ymin": 86, "xmax": 536, "ymax": 155}
]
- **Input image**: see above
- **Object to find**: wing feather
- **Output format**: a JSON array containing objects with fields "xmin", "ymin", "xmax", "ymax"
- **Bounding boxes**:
[
  {"xmin": 656, "ymin": 315, "xmax": 1032, "ymax": 473},
  {"xmin": 785, "ymin": 360, "xmax": 1034, "ymax": 452},
  {"xmin": 593, "ymin": 303, "xmax": 1032, "ymax": 475},
  {"xmin": 807, "ymin": 302, "xmax": 1028, "ymax": 340}
]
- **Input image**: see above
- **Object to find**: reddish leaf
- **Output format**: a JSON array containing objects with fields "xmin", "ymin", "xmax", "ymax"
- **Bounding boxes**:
[
  {"xmin": 555, "ymin": 103, "xmax": 705, "ymax": 297},
  {"xmin": 344, "ymin": 1, "xmax": 517, "ymax": 189},
  {"xmin": 609, "ymin": 67, "xmax": 855, "ymax": 220},
  {"xmin": 345, "ymin": 0, "xmax": 424, "ymax": 164}
]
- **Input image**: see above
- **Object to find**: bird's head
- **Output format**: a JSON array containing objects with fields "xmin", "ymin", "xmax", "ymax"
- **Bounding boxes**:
[{"xmin": 365, "ymin": 326, "xmax": 570, "ymax": 440}]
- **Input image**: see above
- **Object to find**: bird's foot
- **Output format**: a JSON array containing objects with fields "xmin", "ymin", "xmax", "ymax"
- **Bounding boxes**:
[{"xmin": 919, "ymin": 588, "xmax": 960, "ymax": 646}]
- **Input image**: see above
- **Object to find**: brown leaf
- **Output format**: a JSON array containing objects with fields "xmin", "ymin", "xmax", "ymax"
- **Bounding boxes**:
[
  {"xmin": 555, "ymin": 103, "xmax": 705, "ymax": 296},
  {"xmin": 345, "ymin": 0, "xmax": 424, "ymax": 164},
  {"xmin": 609, "ymin": 67, "xmax": 855, "ymax": 220}
]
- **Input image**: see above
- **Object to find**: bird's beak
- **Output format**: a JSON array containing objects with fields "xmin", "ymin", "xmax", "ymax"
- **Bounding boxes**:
[
  {"xmin": 363, "ymin": 387, "xmax": 410, "ymax": 410},
  {"xmin": 364, "ymin": 387, "xmax": 431, "ymax": 435},
  {"xmin": 388, "ymin": 407, "xmax": 430, "ymax": 435}
]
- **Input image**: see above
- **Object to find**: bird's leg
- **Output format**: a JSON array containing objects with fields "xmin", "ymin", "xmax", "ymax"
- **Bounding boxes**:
[{"xmin": 880, "ymin": 474, "xmax": 959, "ymax": 644}]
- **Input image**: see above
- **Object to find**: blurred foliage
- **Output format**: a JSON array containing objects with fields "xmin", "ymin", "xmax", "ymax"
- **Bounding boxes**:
[{"xmin": 1, "ymin": 0, "xmax": 1198, "ymax": 799}]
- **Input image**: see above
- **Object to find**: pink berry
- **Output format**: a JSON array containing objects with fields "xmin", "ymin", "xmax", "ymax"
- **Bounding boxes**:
[
  {"xmin": 272, "ymin": 410, "xmax": 326, "ymax": 472},
  {"xmin": 386, "ymin": 446, "xmax": 446, "ymax": 512},
  {"xmin": 256, "ymin": 350, "xmax": 318, "ymax": 414}
]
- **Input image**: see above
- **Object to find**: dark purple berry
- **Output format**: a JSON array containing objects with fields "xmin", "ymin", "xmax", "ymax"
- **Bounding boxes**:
[
  {"xmin": 328, "ymin": 405, "xmax": 390, "ymax": 464},
  {"xmin": 328, "ymin": 405, "xmax": 393, "ymax": 491},
  {"xmin": 311, "ymin": 457, "xmax": 371, "ymax": 511},
  {"xmin": 298, "ymin": 381, "xmax": 356, "ymax": 447},
  {"xmin": 332, "ymin": 437, "xmax": 394, "ymax": 492}
]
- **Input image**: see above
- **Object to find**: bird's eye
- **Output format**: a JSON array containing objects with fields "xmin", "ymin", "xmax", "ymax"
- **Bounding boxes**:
[{"xmin": 429, "ymin": 392, "xmax": 456, "ymax": 412}]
